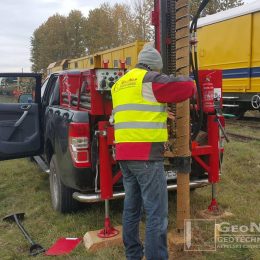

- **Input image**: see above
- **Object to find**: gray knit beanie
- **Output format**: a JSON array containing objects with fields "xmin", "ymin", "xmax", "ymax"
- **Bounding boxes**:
[{"xmin": 138, "ymin": 43, "xmax": 163, "ymax": 70}]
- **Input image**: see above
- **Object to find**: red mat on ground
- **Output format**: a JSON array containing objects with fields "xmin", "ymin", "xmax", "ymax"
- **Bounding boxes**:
[{"xmin": 45, "ymin": 237, "xmax": 82, "ymax": 256}]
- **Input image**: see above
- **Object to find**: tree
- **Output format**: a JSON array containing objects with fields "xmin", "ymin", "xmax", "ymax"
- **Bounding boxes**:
[
  {"xmin": 84, "ymin": 0, "xmax": 155, "ymax": 53},
  {"xmin": 220, "ymin": 0, "xmax": 244, "ymax": 11},
  {"xmin": 31, "ymin": 12, "xmax": 88, "ymax": 72},
  {"xmin": 190, "ymin": 0, "xmax": 244, "ymax": 17},
  {"xmin": 131, "ymin": 0, "xmax": 154, "ymax": 41},
  {"xmin": 30, "ymin": 30, "xmax": 42, "ymax": 73},
  {"xmin": 85, "ymin": 3, "xmax": 118, "ymax": 54},
  {"xmin": 66, "ymin": 10, "xmax": 88, "ymax": 59},
  {"xmin": 31, "ymin": 14, "xmax": 69, "ymax": 72},
  {"xmin": 112, "ymin": 3, "xmax": 135, "ymax": 46},
  {"xmin": 31, "ymin": 14, "xmax": 68, "ymax": 72}
]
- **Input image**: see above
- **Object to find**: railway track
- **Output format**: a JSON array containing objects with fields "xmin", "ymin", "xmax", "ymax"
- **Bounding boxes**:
[
  {"xmin": 225, "ymin": 116, "xmax": 260, "ymax": 141},
  {"xmin": 225, "ymin": 117, "xmax": 260, "ymax": 130},
  {"xmin": 226, "ymin": 131, "xmax": 260, "ymax": 142}
]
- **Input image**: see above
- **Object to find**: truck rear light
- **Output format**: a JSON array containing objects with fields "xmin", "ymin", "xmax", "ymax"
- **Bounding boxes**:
[
  {"xmin": 69, "ymin": 123, "xmax": 91, "ymax": 168},
  {"xmin": 71, "ymin": 137, "xmax": 89, "ymax": 149},
  {"xmin": 70, "ymin": 137, "xmax": 89, "ymax": 161}
]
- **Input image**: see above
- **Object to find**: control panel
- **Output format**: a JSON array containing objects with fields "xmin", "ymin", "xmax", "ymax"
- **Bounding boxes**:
[{"xmin": 96, "ymin": 69, "xmax": 124, "ymax": 91}]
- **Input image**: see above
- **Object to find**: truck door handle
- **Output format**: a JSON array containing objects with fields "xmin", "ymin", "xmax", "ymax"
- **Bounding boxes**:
[
  {"xmin": 20, "ymin": 104, "xmax": 31, "ymax": 110},
  {"xmin": 14, "ymin": 111, "xmax": 28, "ymax": 127}
]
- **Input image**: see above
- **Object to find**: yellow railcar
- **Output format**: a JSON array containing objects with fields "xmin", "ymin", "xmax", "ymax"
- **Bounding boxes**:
[
  {"xmin": 96, "ymin": 41, "xmax": 146, "ymax": 69},
  {"xmin": 197, "ymin": 1, "xmax": 260, "ymax": 115},
  {"xmin": 68, "ymin": 55, "xmax": 95, "ymax": 70},
  {"xmin": 46, "ymin": 59, "xmax": 69, "ymax": 75},
  {"xmin": 47, "ymin": 41, "xmax": 146, "ymax": 75}
]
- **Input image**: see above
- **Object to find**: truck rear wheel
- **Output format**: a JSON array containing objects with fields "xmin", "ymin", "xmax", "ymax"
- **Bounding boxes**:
[{"xmin": 49, "ymin": 155, "xmax": 80, "ymax": 213}]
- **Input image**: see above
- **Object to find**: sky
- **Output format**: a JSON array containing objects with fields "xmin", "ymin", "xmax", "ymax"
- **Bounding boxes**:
[{"xmin": 0, "ymin": 0, "xmax": 256, "ymax": 72}]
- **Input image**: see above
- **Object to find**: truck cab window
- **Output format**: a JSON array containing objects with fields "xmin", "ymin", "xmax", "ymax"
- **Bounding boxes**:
[
  {"xmin": 49, "ymin": 80, "xmax": 60, "ymax": 106},
  {"xmin": 42, "ymin": 76, "xmax": 58, "ymax": 106},
  {"xmin": 0, "ymin": 76, "xmax": 36, "ymax": 104},
  {"xmin": 41, "ymin": 76, "xmax": 49, "ymax": 98}
]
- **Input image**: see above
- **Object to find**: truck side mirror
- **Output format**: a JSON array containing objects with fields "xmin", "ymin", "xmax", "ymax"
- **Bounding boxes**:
[{"xmin": 18, "ymin": 94, "xmax": 33, "ymax": 103}]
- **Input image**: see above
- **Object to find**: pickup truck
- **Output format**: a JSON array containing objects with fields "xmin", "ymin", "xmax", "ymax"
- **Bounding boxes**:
[{"xmin": 0, "ymin": 71, "xmax": 209, "ymax": 213}]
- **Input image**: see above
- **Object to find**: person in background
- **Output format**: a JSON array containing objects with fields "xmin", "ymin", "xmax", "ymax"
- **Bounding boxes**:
[{"xmin": 111, "ymin": 43, "xmax": 195, "ymax": 260}]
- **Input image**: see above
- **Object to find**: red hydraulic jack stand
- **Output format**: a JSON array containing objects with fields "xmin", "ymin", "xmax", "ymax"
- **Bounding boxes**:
[
  {"xmin": 207, "ymin": 114, "xmax": 229, "ymax": 213},
  {"xmin": 192, "ymin": 115, "xmax": 227, "ymax": 214},
  {"xmin": 207, "ymin": 115, "xmax": 220, "ymax": 214},
  {"xmin": 97, "ymin": 121, "xmax": 119, "ymax": 238},
  {"xmin": 98, "ymin": 200, "xmax": 119, "ymax": 238},
  {"xmin": 207, "ymin": 114, "xmax": 229, "ymax": 214},
  {"xmin": 208, "ymin": 184, "xmax": 219, "ymax": 213}
]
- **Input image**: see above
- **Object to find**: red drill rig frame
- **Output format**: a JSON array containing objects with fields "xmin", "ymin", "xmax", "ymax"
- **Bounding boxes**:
[{"xmin": 152, "ymin": 0, "xmax": 227, "ymax": 212}]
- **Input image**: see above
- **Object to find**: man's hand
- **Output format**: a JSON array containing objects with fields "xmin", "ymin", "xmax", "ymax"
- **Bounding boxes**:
[{"xmin": 167, "ymin": 107, "xmax": 175, "ymax": 120}]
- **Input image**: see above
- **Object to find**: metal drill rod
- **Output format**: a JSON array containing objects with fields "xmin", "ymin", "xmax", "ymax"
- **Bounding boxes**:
[
  {"xmin": 3, "ymin": 213, "xmax": 45, "ymax": 256},
  {"xmin": 212, "ymin": 183, "xmax": 216, "ymax": 200},
  {"xmin": 105, "ymin": 199, "xmax": 109, "ymax": 218},
  {"xmin": 175, "ymin": 0, "xmax": 191, "ymax": 232},
  {"xmin": 13, "ymin": 214, "xmax": 35, "ymax": 245}
]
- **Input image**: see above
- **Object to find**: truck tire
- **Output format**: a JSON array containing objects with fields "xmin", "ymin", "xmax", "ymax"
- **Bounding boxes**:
[{"xmin": 49, "ymin": 154, "xmax": 80, "ymax": 213}]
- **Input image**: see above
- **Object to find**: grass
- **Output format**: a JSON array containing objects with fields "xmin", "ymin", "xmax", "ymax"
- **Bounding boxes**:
[
  {"xmin": 0, "ymin": 94, "xmax": 17, "ymax": 103},
  {"xmin": 0, "ymin": 124, "xmax": 259, "ymax": 259}
]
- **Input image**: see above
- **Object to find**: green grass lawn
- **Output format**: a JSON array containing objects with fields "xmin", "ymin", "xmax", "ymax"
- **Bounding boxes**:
[
  {"xmin": 0, "ymin": 94, "xmax": 17, "ymax": 103},
  {"xmin": 0, "ymin": 127, "xmax": 259, "ymax": 259}
]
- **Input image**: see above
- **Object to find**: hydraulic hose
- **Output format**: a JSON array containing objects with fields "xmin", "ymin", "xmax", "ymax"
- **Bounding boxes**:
[{"xmin": 190, "ymin": 0, "xmax": 211, "ymax": 140}]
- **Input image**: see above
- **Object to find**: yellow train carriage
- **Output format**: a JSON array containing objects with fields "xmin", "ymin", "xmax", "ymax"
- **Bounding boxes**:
[
  {"xmin": 96, "ymin": 40, "xmax": 146, "ymax": 69},
  {"xmin": 66, "ymin": 40, "xmax": 146, "ymax": 71},
  {"xmin": 47, "ymin": 41, "xmax": 146, "ymax": 75},
  {"xmin": 68, "ymin": 55, "xmax": 95, "ymax": 70},
  {"xmin": 197, "ymin": 1, "xmax": 260, "ymax": 115},
  {"xmin": 46, "ymin": 59, "xmax": 69, "ymax": 75}
]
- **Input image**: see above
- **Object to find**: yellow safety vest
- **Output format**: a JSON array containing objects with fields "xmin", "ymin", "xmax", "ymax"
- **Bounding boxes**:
[{"xmin": 111, "ymin": 68, "xmax": 167, "ymax": 143}]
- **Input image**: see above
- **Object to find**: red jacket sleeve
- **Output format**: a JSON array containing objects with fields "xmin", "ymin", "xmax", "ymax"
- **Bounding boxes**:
[
  {"xmin": 147, "ymin": 72, "xmax": 195, "ymax": 103},
  {"xmin": 152, "ymin": 81, "xmax": 195, "ymax": 103},
  {"xmin": 152, "ymin": 75, "xmax": 195, "ymax": 103}
]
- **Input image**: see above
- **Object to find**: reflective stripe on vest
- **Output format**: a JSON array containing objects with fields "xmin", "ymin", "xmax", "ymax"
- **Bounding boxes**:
[
  {"xmin": 114, "ymin": 122, "xmax": 167, "ymax": 130},
  {"xmin": 113, "ymin": 104, "xmax": 166, "ymax": 113},
  {"xmin": 111, "ymin": 68, "xmax": 168, "ymax": 143}
]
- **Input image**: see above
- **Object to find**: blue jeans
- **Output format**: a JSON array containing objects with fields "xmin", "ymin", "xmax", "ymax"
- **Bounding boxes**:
[{"xmin": 119, "ymin": 160, "xmax": 168, "ymax": 260}]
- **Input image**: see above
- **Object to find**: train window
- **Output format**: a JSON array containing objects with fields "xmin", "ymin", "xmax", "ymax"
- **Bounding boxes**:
[
  {"xmin": 90, "ymin": 57, "xmax": 94, "ymax": 65},
  {"xmin": 63, "ymin": 61, "xmax": 68, "ymax": 70},
  {"xmin": 126, "ymin": 57, "xmax": 131, "ymax": 66},
  {"xmin": 114, "ymin": 60, "xmax": 119, "ymax": 68},
  {"xmin": 75, "ymin": 62, "xmax": 78, "ymax": 68}
]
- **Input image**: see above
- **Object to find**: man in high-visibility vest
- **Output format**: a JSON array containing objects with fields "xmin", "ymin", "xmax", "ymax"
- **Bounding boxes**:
[{"xmin": 111, "ymin": 43, "xmax": 195, "ymax": 260}]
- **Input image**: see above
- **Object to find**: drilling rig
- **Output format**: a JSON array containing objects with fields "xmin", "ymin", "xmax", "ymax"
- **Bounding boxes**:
[
  {"xmin": 60, "ymin": 0, "xmax": 226, "ymax": 241},
  {"xmin": 152, "ymin": 0, "xmax": 227, "ymax": 232}
]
